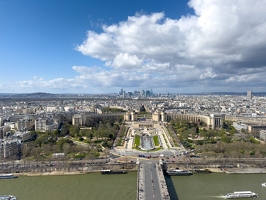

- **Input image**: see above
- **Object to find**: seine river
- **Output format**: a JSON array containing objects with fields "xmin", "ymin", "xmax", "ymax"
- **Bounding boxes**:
[{"xmin": 1, "ymin": 172, "xmax": 266, "ymax": 200}]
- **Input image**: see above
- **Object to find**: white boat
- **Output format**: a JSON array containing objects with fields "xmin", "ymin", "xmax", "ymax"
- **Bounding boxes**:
[
  {"xmin": 0, "ymin": 174, "xmax": 17, "ymax": 179},
  {"xmin": 166, "ymin": 169, "xmax": 192, "ymax": 176},
  {"xmin": 262, "ymin": 182, "xmax": 266, "ymax": 187},
  {"xmin": 194, "ymin": 168, "xmax": 212, "ymax": 173},
  {"xmin": 224, "ymin": 191, "xmax": 258, "ymax": 199},
  {"xmin": 0, "ymin": 195, "xmax": 16, "ymax": 200}
]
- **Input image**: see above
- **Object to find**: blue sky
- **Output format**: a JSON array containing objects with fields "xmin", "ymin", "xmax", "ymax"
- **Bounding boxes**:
[{"xmin": 1, "ymin": 0, "xmax": 266, "ymax": 94}]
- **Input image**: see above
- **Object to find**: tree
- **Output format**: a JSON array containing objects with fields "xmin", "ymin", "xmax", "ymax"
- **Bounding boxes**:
[
  {"xmin": 51, "ymin": 130, "xmax": 59, "ymax": 137},
  {"xmin": 108, "ymin": 133, "xmax": 114, "ymax": 140},
  {"xmin": 196, "ymin": 127, "xmax": 199, "ymax": 133},
  {"xmin": 22, "ymin": 143, "xmax": 33, "ymax": 158},
  {"xmin": 60, "ymin": 124, "xmax": 70, "ymax": 136},
  {"xmin": 190, "ymin": 127, "xmax": 197, "ymax": 139},
  {"xmin": 35, "ymin": 134, "xmax": 48, "ymax": 147},
  {"xmin": 69, "ymin": 125, "xmax": 80, "ymax": 137},
  {"xmin": 221, "ymin": 135, "xmax": 231, "ymax": 143},
  {"xmin": 249, "ymin": 137, "xmax": 258, "ymax": 144},
  {"xmin": 203, "ymin": 129, "xmax": 217, "ymax": 140},
  {"xmin": 30, "ymin": 131, "xmax": 38, "ymax": 141},
  {"xmin": 62, "ymin": 143, "xmax": 72, "ymax": 154},
  {"xmin": 89, "ymin": 133, "xmax": 93, "ymax": 140},
  {"xmin": 241, "ymin": 128, "xmax": 247, "ymax": 134},
  {"xmin": 57, "ymin": 138, "xmax": 73, "ymax": 151},
  {"xmin": 218, "ymin": 129, "xmax": 226, "ymax": 137}
]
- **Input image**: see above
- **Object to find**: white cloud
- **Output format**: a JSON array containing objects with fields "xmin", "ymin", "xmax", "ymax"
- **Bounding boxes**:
[
  {"xmin": 74, "ymin": 0, "xmax": 266, "ymax": 93},
  {"xmin": 2, "ymin": 0, "xmax": 266, "ymax": 93},
  {"xmin": 105, "ymin": 53, "xmax": 143, "ymax": 69},
  {"xmin": 75, "ymin": 31, "xmax": 117, "ymax": 61}
]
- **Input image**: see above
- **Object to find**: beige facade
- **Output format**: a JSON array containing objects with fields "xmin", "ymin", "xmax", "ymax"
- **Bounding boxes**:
[
  {"xmin": 72, "ymin": 114, "xmax": 84, "ymax": 126},
  {"xmin": 164, "ymin": 113, "xmax": 224, "ymax": 129},
  {"xmin": 210, "ymin": 114, "xmax": 224, "ymax": 129},
  {"xmin": 123, "ymin": 109, "xmax": 224, "ymax": 129},
  {"xmin": 152, "ymin": 110, "xmax": 165, "ymax": 122},
  {"xmin": 35, "ymin": 118, "xmax": 47, "ymax": 132},
  {"xmin": 72, "ymin": 113, "xmax": 123, "ymax": 126},
  {"xmin": 16, "ymin": 119, "xmax": 28, "ymax": 131},
  {"xmin": 248, "ymin": 125, "xmax": 266, "ymax": 137},
  {"xmin": 124, "ymin": 111, "xmax": 137, "ymax": 121},
  {"xmin": 225, "ymin": 115, "xmax": 266, "ymax": 125}
]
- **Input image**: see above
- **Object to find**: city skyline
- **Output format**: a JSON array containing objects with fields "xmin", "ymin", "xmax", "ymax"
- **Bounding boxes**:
[{"xmin": 1, "ymin": 0, "xmax": 266, "ymax": 94}]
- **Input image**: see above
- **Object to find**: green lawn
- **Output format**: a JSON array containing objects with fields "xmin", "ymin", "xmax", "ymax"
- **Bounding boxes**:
[
  {"xmin": 153, "ymin": 135, "xmax": 159, "ymax": 146},
  {"xmin": 134, "ymin": 135, "xmax": 140, "ymax": 147}
]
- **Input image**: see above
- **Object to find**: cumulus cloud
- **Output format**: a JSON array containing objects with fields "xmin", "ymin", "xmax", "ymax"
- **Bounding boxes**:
[
  {"xmin": 105, "ymin": 53, "xmax": 143, "ymax": 69},
  {"xmin": 2, "ymin": 0, "xmax": 265, "ymax": 93},
  {"xmin": 73, "ymin": 0, "xmax": 266, "ymax": 92}
]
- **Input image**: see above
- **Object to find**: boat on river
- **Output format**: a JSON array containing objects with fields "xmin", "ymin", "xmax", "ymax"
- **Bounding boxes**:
[
  {"xmin": 166, "ymin": 169, "xmax": 192, "ymax": 176},
  {"xmin": 224, "ymin": 191, "xmax": 258, "ymax": 199},
  {"xmin": 0, "ymin": 174, "xmax": 17, "ymax": 179},
  {"xmin": 101, "ymin": 169, "xmax": 127, "ymax": 174},
  {"xmin": 0, "ymin": 195, "xmax": 17, "ymax": 200},
  {"xmin": 194, "ymin": 168, "xmax": 212, "ymax": 173},
  {"xmin": 262, "ymin": 182, "xmax": 266, "ymax": 187}
]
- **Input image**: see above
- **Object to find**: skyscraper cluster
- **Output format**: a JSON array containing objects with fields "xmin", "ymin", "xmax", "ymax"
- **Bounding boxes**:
[{"xmin": 119, "ymin": 89, "xmax": 154, "ymax": 98}]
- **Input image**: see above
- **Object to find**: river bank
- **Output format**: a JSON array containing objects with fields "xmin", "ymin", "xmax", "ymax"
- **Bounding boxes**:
[
  {"xmin": 13, "ymin": 166, "xmax": 266, "ymax": 177},
  {"xmin": 14, "ymin": 167, "xmax": 139, "ymax": 176},
  {"xmin": 223, "ymin": 167, "xmax": 266, "ymax": 174},
  {"xmin": 195, "ymin": 167, "xmax": 266, "ymax": 174},
  {"xmin": 15, "ymin": 171, "xmax": 91, "ymax": 176}
]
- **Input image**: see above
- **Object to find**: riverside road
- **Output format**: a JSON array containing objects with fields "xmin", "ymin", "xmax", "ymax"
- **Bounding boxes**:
[{"xmin": 1, "ymin": 155, "xmax": 266, "ymax": 174}]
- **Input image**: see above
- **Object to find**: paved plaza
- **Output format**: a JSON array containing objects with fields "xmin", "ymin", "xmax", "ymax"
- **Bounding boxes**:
[{"xmin": 111, "ymin": 120, "xmax": 186, "ymax": 160}]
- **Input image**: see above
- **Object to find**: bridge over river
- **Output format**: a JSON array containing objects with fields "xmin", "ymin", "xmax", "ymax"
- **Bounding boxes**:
[{"xmin": 137, "ymin": 161, "xmax": 170, "ymax": 200}]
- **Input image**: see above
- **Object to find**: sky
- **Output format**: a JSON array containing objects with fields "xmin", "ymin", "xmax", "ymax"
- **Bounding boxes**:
[{"xmin": 0, "ymin": 0, "xmax": 266, "ymax": 94}]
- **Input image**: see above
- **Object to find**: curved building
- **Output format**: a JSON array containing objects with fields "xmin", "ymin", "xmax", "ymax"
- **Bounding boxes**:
[{"xmin": 150, "ymin": 109, "xmax": 224, "ymax": 129}]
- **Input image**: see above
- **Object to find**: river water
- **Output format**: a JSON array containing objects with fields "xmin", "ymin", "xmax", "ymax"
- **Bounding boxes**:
[{"xmin": 0, "ymin": 172, "xmax": 266, "ymax": 200}]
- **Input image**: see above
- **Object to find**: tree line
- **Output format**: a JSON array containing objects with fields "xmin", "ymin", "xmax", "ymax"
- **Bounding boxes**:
[
  {"xmin": 19, "ymin": 117, "xmax": 121, "ymax": 161},
  {"xmin": 170, "ymin": 118, "xmax": 266, "ymax": 158}
]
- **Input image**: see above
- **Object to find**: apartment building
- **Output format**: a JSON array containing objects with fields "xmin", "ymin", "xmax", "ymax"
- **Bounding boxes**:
[{"xmin": 0, "ymin": 139, "xmax": 21, "ymax": 158}]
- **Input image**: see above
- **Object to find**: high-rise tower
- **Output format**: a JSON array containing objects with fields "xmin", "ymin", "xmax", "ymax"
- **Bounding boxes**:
[{"xmin": 247, "ymin": 91, "xmax": 252, "ymax": 100}]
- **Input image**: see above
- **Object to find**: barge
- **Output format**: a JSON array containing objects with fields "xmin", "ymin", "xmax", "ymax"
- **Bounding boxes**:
[
  {"xmin": 166, "ymin": 169, "xmax": 192, "ymax": 176},
  {"xmin": 101, "ymin": 170, "xmax": 127, "ymax": 174}
]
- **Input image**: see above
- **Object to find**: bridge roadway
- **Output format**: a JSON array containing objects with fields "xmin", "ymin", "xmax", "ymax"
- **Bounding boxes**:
[{"xmin": 137, "ymin": 161, "xmax": 170, "ymax": 200}]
